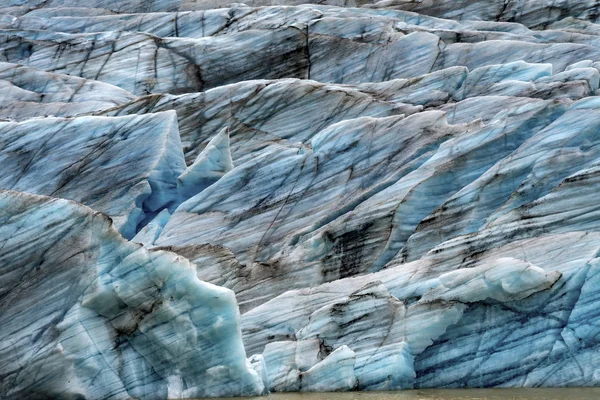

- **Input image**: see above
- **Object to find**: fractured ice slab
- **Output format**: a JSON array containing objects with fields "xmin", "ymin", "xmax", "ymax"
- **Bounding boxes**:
[
  {"xmin": 354, "ymin": 66, "xmax": 468, "ymax": 107},
  {"xmin": 150, "ymin": 97, "xmax": 567, "ymax": 311},
  {"xmin": 0, "ymin": 190, "xmax": 266, "ymax": 399},
  {"xmin": 0, "ymin": 62, "xmax": 136, "ymax": 120},
  {"xmin": 0, "ymin": 28, "xmax": 308, "ymax": 95},
  {"xmin": 7, "ymin": 5, "xmax": 600, "ymax": 97},
  {"xmin": 262, "ymin": 339, "xmax": 321, "ymax": 391},
  {"xmin": 454, "ymin": 61, "xmax": 553, "ymax": 100},
  {"xmin": 243, "ymin": 254, "xmax": 561, "ymax": 390},
  {"xmin": 177, "ymin": 127, "xmax": 234, "ymax": 199},
  {"xmin": 99, "ymin": 65, "xmax": 593, "ymax": 175},
  {"xmin": 363, "ymin": 0, "xmax": 600, "ymax": 29},
  {"xmin": 401, "ymin": 98, "xmax": 600, "ymax": 262},
  {"xmin": 0, "ymin": 112, "xmax": 185, "ymax": 238},
  {"xmin": 435, "ymin": 40, "xmax": 600, "ymax": 74},
  {"xmin": 101, "ymin": 78, "xmax": 409, "ymax": 165},
  {"xmin": 308, "ymin": 19, "xmax": 442, "ymax": 83},
  {"xmin": 152, "ymin": 111, "xmax": 477, "ymax": 310},
  {"xmin": 2, "ymin": 6, "xmax": 323, "ymax": 39},
  {"xmin": 422, "ymin": 258, "xmax": 561, "ymax": 303},
  {"xmin": 300, "ymin": 346, "xmax": 357, "ymax": 392}
]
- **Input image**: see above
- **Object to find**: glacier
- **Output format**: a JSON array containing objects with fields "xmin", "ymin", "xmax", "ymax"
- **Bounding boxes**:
[
  {"xmin": 0, "ymin": 190, "xmax": 267, "ymax": 399},
  {"xmin": 4, "ymin": 0, "xmax": 600, "ymax": 398}
]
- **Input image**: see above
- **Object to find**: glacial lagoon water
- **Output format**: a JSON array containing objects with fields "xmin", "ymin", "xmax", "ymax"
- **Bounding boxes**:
[{"xmin": 214, "ymin": 389, "xmax": 600, "ymax": 400}]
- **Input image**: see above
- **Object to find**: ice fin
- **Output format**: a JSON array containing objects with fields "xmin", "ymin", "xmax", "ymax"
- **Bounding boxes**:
[{"xmin": 177, "ymin": 127, "xmax": 234, "ymax": 200}]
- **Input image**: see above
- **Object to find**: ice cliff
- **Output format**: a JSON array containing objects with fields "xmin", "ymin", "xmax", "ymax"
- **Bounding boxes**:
[
  {"xmin": 4, "ymin": 0, "xmax": 600, "ymax": 398},
  {"xmin": 0, "ymin": 190, "xmax": 267, "ymax": 399}
]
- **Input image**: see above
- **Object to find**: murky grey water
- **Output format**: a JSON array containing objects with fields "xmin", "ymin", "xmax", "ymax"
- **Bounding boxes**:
[{"xmin": 214, "ymin": 389, "xmax": 600, "ymax": 400}]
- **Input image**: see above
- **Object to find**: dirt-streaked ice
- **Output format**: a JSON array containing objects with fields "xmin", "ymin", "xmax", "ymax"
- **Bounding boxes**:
[{"xmin": 4, "ymin": 0, "xmax": 600, "ymax": 398}]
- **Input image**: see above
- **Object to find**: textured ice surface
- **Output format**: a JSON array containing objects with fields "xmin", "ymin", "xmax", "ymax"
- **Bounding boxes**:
[
  {"xmin": 5, "ymin": 0, "xmax": 600, "ymax": 397},
  {"xmin": 177, "ymin": 127, "xmax": 234, "ymax": 199},
  {"xmin": 0, "ymin": 190, "xmax": 266, "ymax": 399},
  {"xmin": 0, "ymin": 112, "xmax": 186, "ymax": 238},
  {"xmin": 0, "ymin": 62, "xmax": 136, "ymax": 120},
  {"xmin": 0, "ymin": 28, "xmax": 308, "ymax": 95}
]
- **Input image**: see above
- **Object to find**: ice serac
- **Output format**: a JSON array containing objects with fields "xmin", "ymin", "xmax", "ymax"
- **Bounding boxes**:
[
  {"xmin": 177, "ymin": 126, "xmax": 234, "ymax": 200},
  {"xmin": 0, "ymin": 111, "xmax": 186, "ymax": 238},
  {"xmin": 152, "ymin": 98, "xmax": 566, "ymax": 311},
  {"xmin": 152, "ymin": 111, "xmax": 470, "ymax": 309},
  {"xmin": 100, "ymin": 78, "xmax": 410, "ymax": 165},
  {"xmin": 0, "ymin": 190, "xmax": 266, "ymax": 399}
]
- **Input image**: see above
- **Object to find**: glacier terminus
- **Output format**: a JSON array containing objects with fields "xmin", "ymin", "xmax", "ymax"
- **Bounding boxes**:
[{"xmin": 4, "ymin": 0, "xmax": 600, "ymax": 399}]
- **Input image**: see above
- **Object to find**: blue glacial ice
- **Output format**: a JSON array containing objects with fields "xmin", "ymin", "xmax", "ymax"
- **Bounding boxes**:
[{"xmin": 4, "ymin": 0, "xmax": 600, "ymax": 398}]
